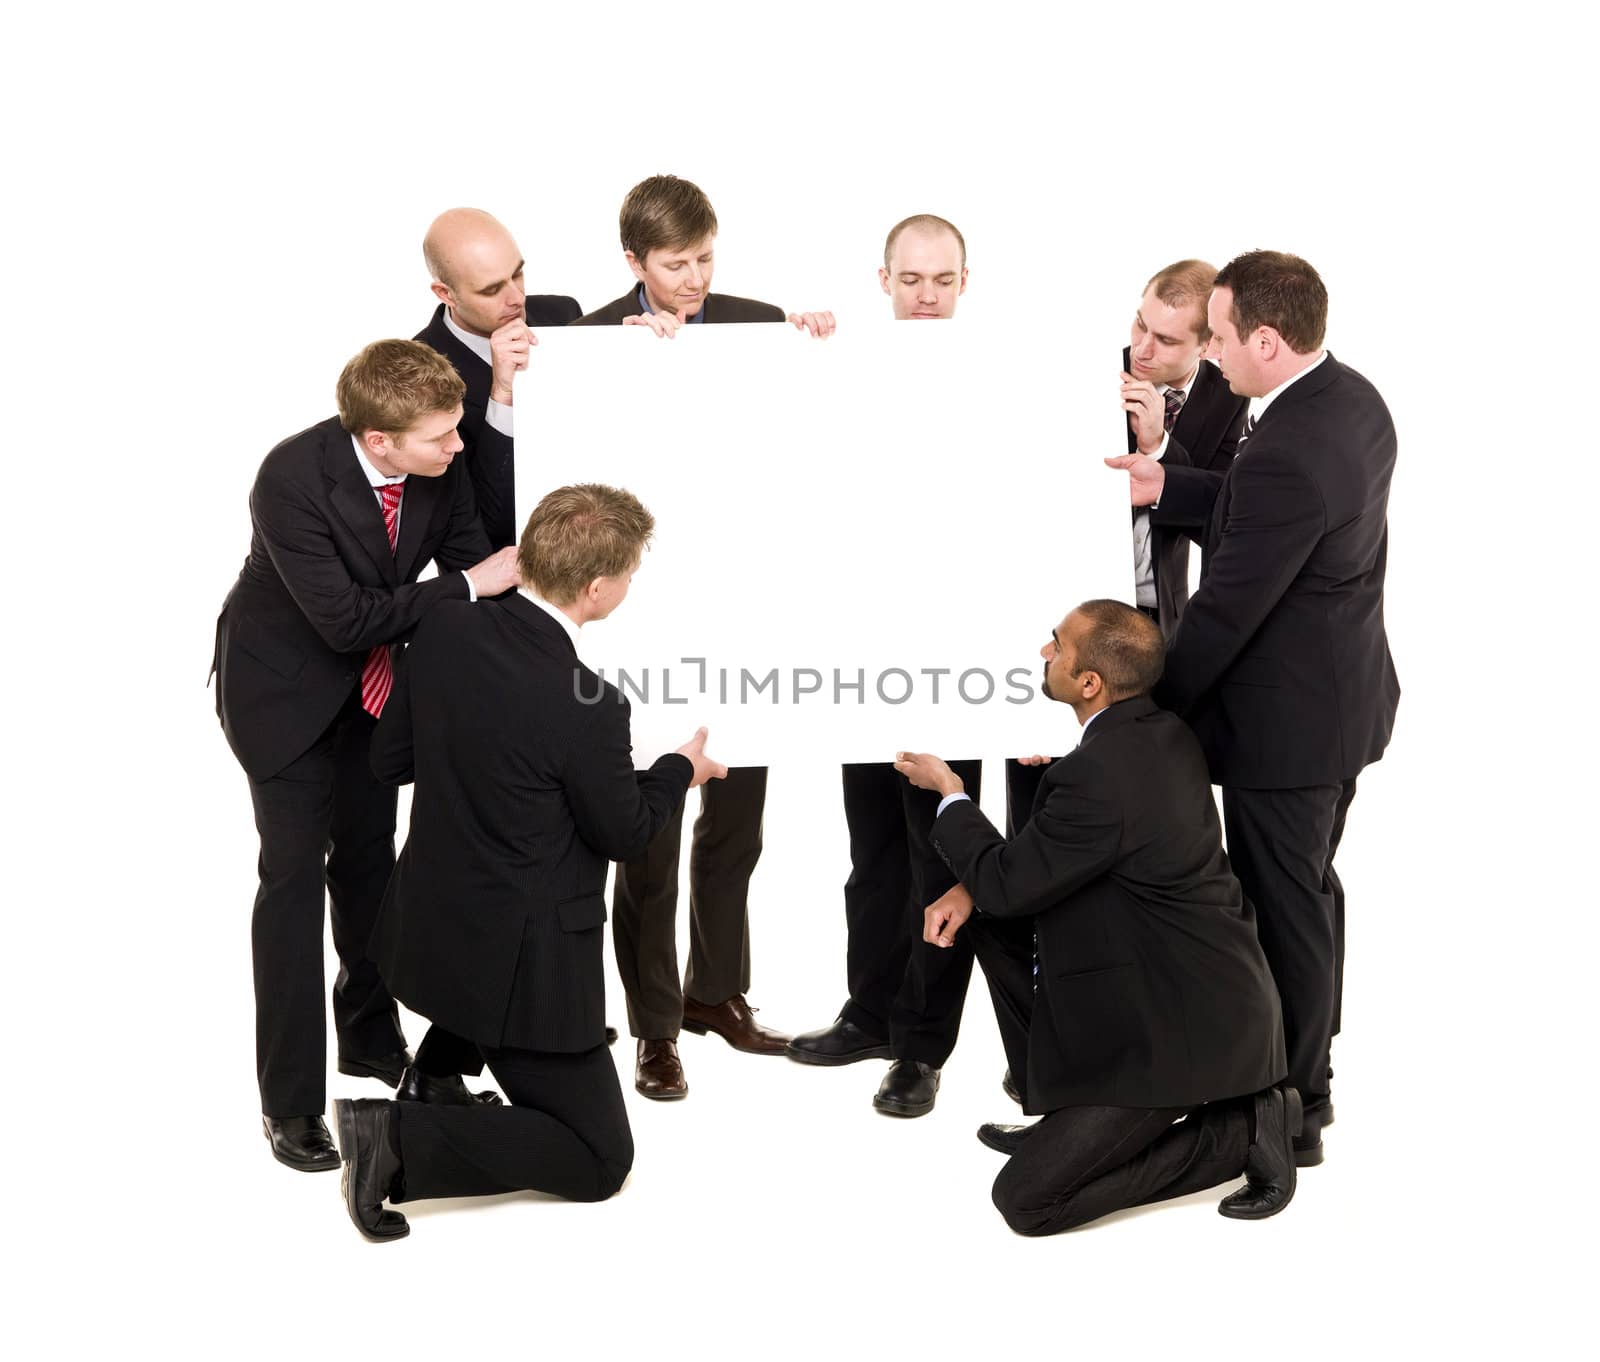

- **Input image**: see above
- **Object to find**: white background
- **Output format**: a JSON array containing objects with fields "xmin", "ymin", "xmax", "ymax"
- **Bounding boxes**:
[{"xmin": 4, "ymin": 2, "xmax": 1592, "ymax": 1356}]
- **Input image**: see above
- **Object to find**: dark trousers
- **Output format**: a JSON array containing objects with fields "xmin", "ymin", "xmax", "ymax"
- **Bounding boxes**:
[
  {"xmin": 245, "ymin": 691, "xmax": 406, "ymax": 1117},
  {"xmin": 1221, "ymin": 780, "xmax": 1357, "ymax": 1113},
  {"xmin": 612, "ymin": 765, "xmax": 764, "ymax": 1039},
  {"xmin": 968, "ymin": 912, "xmax": 1249, "ymax": 1234},
  {"xmin": 394, "ymin": 1041, "xmax": 632, "ymax": 1204},
  {"xmin": 839, "ymin": 759, "xmax": 982, "ymax": 1067},
  {"xmin": 1004, "ymin": 757, "xmax": 1049, "ymax": 839}
]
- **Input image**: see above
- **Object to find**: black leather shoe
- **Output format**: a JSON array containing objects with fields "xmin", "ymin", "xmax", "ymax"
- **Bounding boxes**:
[
  {"xmin": 1218, "ymin": 1086, "xmax": 1301, "ymax": 1220},
  {"xmin": 333, "ymin": 1098, "xmax": 409, "ymax": 1242},
  {"xmin": 1002, "ymin": 1069, "xmax": 1022, "ymax": 1106},
  {"xmin": 977, "ymin": 1122, "xmax": 1035, "ymax": 1155},
  {"xmin": 395, "ymin": 1066, "xmax": 503, "ymax": 1106},
  {"xmin": 262, "ymin": 1114, "xmax": 340, "ymax": 1172},
  {"xmin": 786, "ymin": 1016, "xmax": 892, "ymax": 1066},
  {"xmin": 873, "ymin": 1060, "xmax": 939, "ymax": 1117},
  {"xmin": 1294, "ymin": 1097, "xmax": 1331, "ymax": 1166},
  {"xmin": 337, "ymin": 1049, "xmax": 413, "ymax": 1088}
]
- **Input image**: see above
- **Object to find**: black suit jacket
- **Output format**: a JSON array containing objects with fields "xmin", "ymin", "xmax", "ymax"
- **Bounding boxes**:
[
  {"xmin": 414, "ymin": 295, "xmax": 583, "ymax": 548},
  {"xmin": 1151, "ymin": 354, "xmax": 1399, "ymax": 788},
  {"xmin": 932, "ymin": 696, "xmax": 1286, "ymax": 1113},
  {"xmin": 369, "ymin": 596, "xmax": 693, "ymax": 1051},
  {"xmin": 1123, "ymin": 348, "xmax": 1249, "ymax": 637},
  {"xmin": 213, "ymin": 416, "xmax": 491, "ymax": 781},
  {"xmin": 571, "ymin": 288, "xmax": 785, "ymax": 327}
]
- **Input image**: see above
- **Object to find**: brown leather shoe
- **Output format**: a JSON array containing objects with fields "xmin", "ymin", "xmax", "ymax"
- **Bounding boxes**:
[
  {"xmin": 681, "ymin": 994, "xmax": 791, "ymax": 1054},
  {"xmin": 635, "ymin": 1038, "xmax": 688, "ymax": 1100}
]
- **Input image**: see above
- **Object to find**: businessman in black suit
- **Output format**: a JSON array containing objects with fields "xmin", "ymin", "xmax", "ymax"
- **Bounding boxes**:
[
  {"xmin": 1005, "ymin": 260, "xmax": 1249, "ymax": 837},
  {"xmin": 213, "ymin": 340, "xmax": 521, "ymax": 1171},
  {"xmin": 788, "ymin": 215, "xmax": 982, "ymax": 1119},
  {"xmin": 896, "ymin": 601, "xmax": 1297, "ymax": 1234},
  {"xmin": 334, "ymin": 484, "xmax": 724, "ymax": 1241},
  {"xmin": 570, "ymin": 175, "xmax": 833, "ymax": 1099},
  {"xmin": 1109, "ymin": 250, "xmax": 1400, "ymax": 1166},
  {"xmin": 413, "ymin": 207, "xmax": 582, "ymax": 549}
]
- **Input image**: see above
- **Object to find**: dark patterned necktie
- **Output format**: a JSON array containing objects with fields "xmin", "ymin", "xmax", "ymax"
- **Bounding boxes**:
[
  {"xmin": 1239, "ymin": 412, "xmax": 1257, "ymax": 450},
  {"xmin": 359, "ymin": 482, "xmax": 405, "ymax": 717},
  {"xmin": 1164, "ymin": 387, "xmax": 1186, "ymax": 432}
]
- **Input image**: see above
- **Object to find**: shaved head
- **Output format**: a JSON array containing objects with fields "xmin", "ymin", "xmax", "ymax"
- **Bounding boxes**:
[{"xmin": 423, "ymin": 208, "xmax": 527, "ymax": 338}]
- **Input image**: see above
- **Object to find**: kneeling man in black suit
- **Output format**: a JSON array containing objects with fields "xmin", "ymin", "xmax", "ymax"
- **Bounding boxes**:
[
  {"xmin": 896, "ymin": 601, "xmax": 1297, "ymax": 1234},
  {"xmin": 333, "ymin": 484, "xmax": 726, "ymax": 1240}
]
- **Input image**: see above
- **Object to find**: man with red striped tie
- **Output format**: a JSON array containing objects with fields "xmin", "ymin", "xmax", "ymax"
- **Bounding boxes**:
[{"xmin": 213, "ymin": 339, "xmax": 520, "ymax": 1172}]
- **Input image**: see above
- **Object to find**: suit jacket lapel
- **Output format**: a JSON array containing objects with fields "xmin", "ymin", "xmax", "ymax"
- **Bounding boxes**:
[
  {"xmin": 325, "ymin": 429, "xmax": 399, "ymax": 584},
  {"xmin": 394, "ymin": 472, "xmax": 443, "ymax": 583}
]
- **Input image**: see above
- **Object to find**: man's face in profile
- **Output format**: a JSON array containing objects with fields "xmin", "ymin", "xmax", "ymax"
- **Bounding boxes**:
[
  {"xmin": 627, "ymin": 236, "xmax": 716, "ymax": 319},
  {"xmin": 880, "ymin": 227, "xmax": 967, "ymax": 319},
  {"xmin": 1128, "ymin": 286, "xmax": 1206, "ymax": 389},
  {"xmin": 436, "ymin": 233, "xmax": 527, "ymax": 338},
  {"xmin": 1039, "ymin": 611, "xmax": 1083, "ymax": 702}
]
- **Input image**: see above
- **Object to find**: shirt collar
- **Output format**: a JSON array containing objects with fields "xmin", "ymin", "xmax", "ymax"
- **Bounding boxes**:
[
  {"xmin": 442, "ymin": 306, "xmax": 495, "ymax": 365},
  {"xmin": 1156, "ymin": 360, "xmax": 1201, "ymax": 399},
  {"xmin": 1253, "ymin": 350, "xmax": 1328, "ymax": 422},
  {"xmin": 350, "ymin": 434, "xmax": 406, "ymax": 487},
  {"xmin": 518, "ymin": 588, "xmax": 582, "ymax": 652}
]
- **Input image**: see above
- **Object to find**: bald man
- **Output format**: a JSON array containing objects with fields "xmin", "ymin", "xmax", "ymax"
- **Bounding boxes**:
[
  {"xmin": 788, "ymin": 216, "xmax": 983, "ymax": 1121},
  {"xmin": 414, "ymin": 209, "xmax": 583, "ymax": 548}
]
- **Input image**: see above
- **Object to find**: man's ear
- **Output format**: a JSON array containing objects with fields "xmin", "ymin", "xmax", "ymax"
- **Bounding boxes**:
[
  {"xmin": 430, "ymin": 281, "xmax": 453, "ymax": 309},
  {"xmin": 878, "ymin": 267, "xmax": 892, "ymax": 297},
  {"xmin": 625, "ymin": 251, "xmax": 646, "ymax": 283}
]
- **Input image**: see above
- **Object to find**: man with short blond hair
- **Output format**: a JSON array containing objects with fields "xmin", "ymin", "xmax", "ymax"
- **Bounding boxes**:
[
  {"xmin": 214, "ymin": 339, "xmax": 521, "ymax": 1172},
  {"xmin": 415, "ymin": 208, "xmax": 583, "ymax": 548},
  {"xmin": 335, "ymin": 486, "xmax": 724, "ymax": 1241}
]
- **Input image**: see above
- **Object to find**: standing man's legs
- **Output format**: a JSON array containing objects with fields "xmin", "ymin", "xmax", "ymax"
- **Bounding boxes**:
[
  {"xmin": 249, "ymin": 698, "xmax": 405, "ymax": 1120},
  {"xmin": 683, "ymin": 765, "xmax": 765, "ymax": 1007},
  {"xmin": 1222, "ymin": 781, "xmax": 1352, "ymax": 1155},
  {"xmin": 612, "ymin": 801, "xmax": 689, "ymax": 1040}
]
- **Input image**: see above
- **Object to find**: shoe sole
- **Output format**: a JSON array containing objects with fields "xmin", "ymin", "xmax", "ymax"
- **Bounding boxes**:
[
  {"xmin": 636, "ymin": 1086, "xmax": 688, "ymax": 1101},
  {"xmin": 784, "ymin": 1042, "xmax": 893, "ymax": 1067},
  {"xmin": 334, "ymin": 1100, "xmax": 409, "ymax": 1242},
  {"xmin": 976, "ymin": 1128, "xmax": 1027, "ymax": 1156},
  {"xmin": 1294, "ymin": 1142, "xmax": 1325, "ymax": 1168},
  {"xmin": 680, "ymin": 1020, "xmax": 790, "ymax": 1055},
  {"xmin": 872, "ymin": 1097, "xmax": 935, "ymax": 1118}
]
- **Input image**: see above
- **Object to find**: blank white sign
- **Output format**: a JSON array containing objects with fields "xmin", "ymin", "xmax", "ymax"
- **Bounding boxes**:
[{"xmin": 518, "ymin": 319, "xmax": 1133, "ymax": 764}]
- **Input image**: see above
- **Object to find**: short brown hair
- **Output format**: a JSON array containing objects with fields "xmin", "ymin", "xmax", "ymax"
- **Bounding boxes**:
[
  {"xmin": 518, "ymin": 484, "xmax": 655, "ymax": 605},
  {"xmin": 1143, "ymin": 258, "xmax": 1218, "ymax": 342},
  {"xmin": 1071, "ymin": 600, "xmax": 1165, "ymax": 700},
  {"xmin": 620, "ymin": 175, "xmax": 718, "ymax": 261},
  {"xmin": 1215, "ymin": 250, "xmax": 1328, "ymax": 353},
  {"xmin": 336, "ymin": 339, "xmax": 465, "ymax": 436},
  {"xmin": 883, "ymin": 214, "xmax": 967, "ymax": 270}
]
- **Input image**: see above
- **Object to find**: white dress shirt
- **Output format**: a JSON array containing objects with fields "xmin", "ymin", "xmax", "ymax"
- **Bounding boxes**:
[
  {"xmin": 442, "ymin": 307, "xmax": 516, "ymax": 438},
  {"xmin": 350, "ymin": 434, "xmax": 476, "ymax": 601}
]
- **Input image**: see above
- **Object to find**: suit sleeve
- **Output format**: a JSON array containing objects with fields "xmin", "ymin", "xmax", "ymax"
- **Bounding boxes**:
[
  {"xmin": 933, "ymin": 758, "xmax": 1121, "ymax": 918},
  {"xmin": 562, "ymin": 696, "xmax": 692, "ymax": 862},
  {"xmin": 1156, "ymin": 449, "xmax": 1325, "ymax": 716},
  {"xmin": 369, "ymin": 645, "xmax": 416, "ymax": 786},
  {"xmin": 251, "ymin": 468, "xmax": 472, "ymax": 655}
]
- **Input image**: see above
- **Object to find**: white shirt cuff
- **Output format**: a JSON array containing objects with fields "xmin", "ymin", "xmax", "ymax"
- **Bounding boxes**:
[
  {"xmin": 486, "ymin": 398, "xmax": 514, "ymax": 438},
  {"xmin": 1150, "ymin": 431, "xmax": 1169, "ymax": 461},
  {"xmin": 936, "ymin": 791, "xmax": 971, "ymax": 817},
  {"xmin": 464, "ymin": 572, "xmax": 478, "ymax": 603}
]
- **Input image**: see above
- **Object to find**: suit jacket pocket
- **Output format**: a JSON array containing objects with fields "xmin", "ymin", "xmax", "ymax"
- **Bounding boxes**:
[
  {"xmin": 233, "ymin": 614, "xmax": 308, "ymax": 682},
  {"xmin": 556, "ymin": 893, "xmax": 608, "ymax": 932}
]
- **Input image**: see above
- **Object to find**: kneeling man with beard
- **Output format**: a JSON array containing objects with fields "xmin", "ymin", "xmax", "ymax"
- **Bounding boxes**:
[{"xmin": 895, "ymin": 600, "xmax": 1297, "ymax": 1234}]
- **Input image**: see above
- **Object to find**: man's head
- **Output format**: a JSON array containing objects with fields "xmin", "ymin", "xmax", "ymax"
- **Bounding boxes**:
[
  {"xmin": 517, "ymin": 483, "xmax": 655, "ymax": 621},
  {"xmin": 1040, "ymin": 600, "xmax": 1164, "ymax": 721},
  {"xmin": 619, "ymin": 175, "xmax": 719, "ymax": 319},
  {"xmin": 880, "ymin": 215, "xmax": 967, "ymax": 319},
  {"xmin": 1129, "ymin": 259, "xmax": 1215, "ymax": 388},
  {"xmin": 337, "ymin": 339, "xmax": 466, "ymax": 478},
  {"xmin": 423, "ymin": 208, "xmax": 526, "ymax": 338},
  {"xmin": 1207, "ymin": 250, "xmax": 1328, "ymax": 398}
]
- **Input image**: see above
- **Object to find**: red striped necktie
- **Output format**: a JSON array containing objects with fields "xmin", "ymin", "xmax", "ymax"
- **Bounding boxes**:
[{"xmin": 359, "ymin": 481, "xmax": 405, "ymax": 717}]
